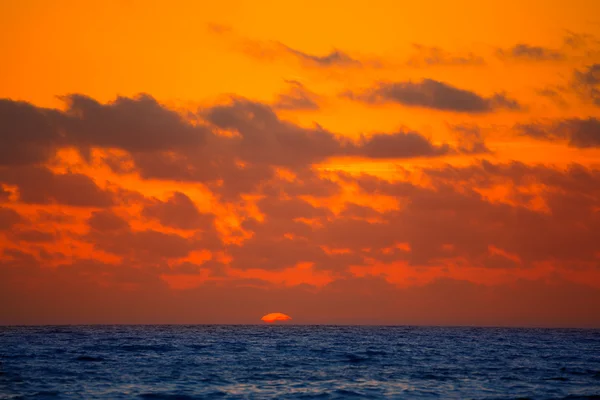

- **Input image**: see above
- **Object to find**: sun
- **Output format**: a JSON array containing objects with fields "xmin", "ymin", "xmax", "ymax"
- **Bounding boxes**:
[{"xmin": 261, "ymin": 312, "xmax": 292, "ymax": 323}]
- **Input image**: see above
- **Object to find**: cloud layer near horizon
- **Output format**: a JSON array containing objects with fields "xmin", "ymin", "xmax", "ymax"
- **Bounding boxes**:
[
  {"xmin": 1, "ymin": 90, "xmax": 600, "ymax": 326},
  {"xmin": 2, "ymin": 2, "xmax": 600, "ymax": 326}
]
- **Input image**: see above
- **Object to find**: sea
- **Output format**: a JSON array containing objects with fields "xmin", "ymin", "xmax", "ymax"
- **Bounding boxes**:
[{"xmin": 0, "ymin": 325, "xmax": 599, "ymax": 399}]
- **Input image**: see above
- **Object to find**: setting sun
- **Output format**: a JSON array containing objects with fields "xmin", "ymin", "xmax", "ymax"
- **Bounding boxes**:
[{"xmin": 261, "ymin": 313, "xmax": 292, "ymax": 323}]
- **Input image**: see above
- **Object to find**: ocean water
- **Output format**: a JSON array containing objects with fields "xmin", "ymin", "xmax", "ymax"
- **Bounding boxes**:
[{"xmin": 0, "ymin": 326, "xmax": 599, "ymax": 399}]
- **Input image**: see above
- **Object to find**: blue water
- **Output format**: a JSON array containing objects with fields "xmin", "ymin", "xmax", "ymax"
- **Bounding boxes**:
[{"xmin": 0, "ymin": 326, "xmax": 599, "ymax": 399}]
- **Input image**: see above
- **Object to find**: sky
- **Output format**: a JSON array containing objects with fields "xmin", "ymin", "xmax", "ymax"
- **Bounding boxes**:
[{"xmin": 1, "ymin": 0, "xmax": 600, "ymax": 326}]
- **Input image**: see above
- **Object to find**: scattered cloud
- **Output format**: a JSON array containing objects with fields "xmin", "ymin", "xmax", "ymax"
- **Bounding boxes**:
[
  {"xmin": 279, "ymin": 45, "xmax": 361, "ymax": 68},
  {"xmin": 517, "ymin": 117, "xmax": 600, "ymax": 147},
  {"xmin": 208, "ymin": 23, "xmax": 364, "ymax": 69},
  {"xmin": 447, "ymin": 124, "xmax": 492, "ymax": 154},
  {"xmin": 407, "ymin": 44, "xmax": 485, "ymax": 67},
  {"xmin": 497, "ymin": 43, "xmax": 564, "ymax": 61},
  {"xmin": 346, "ymin": 79, "xmax": 522, "ymax": 113},
  {"xmin": 273, "ymin": 80, "xmax": 320, "ymax": 111},
  {"xmin": 354, "ymin": 131, "xmax": 452, "ymax": 158},
  {"xmin": 573, "ymin": 64, "xmax": 600, "ymax": 106}
]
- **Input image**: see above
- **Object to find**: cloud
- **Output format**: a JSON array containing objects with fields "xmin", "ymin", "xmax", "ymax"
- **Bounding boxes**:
[
  {"xmin": 354, "ymin": 131, "xmax": 452, "ymax": 158},
  {"xmin": 88, "ymin": 210, "xmax": 130, "ymax": 232},
  {"xmin": 325, "ymin": 161, "xmax": 600, "ymax": 268},
  {"xmin": 60, "ymin": 94, "xmax": 207, "ymax": 156},
  {"xmin": 563, "ymin": 31, "xmax": 600, "ymax": 54},
  {"xmin": 448, "ymin": 124, "xmax": 492, "ymax": 154},
  {"xmin": 256, "ymin": 196, "xmax": 332, "ymax": 221},
  {"xmin": 204, "ymin": 99, "xmax": 350, "ymax": 167},
  {"xmin": 517, "ymin": 117, "xmax": 600, "ymax": 148},
  {"xmin": 407, "ymin": 44, "xmax": 485, "ymax": 67},
  {"xmin": 339, "ymin": 202, "xmax": 382, "ymax": 220},
  {"xmin": 0, "ymin": 186, "xmax": 10, "ymax": 201},
  {"xmin": 0, "ymin": 166, "xmax": 115, "ymax": 207},
  {"xmin": 573, "ymin": 64, "xmax": 600, "ymax": 106},
  {"xmin": 2, "ymin": 261, "xmax": 599, "ymax": 326},
  {"xmin": 0, "ymin": 161, "xmax": 599, "ymax": 325},
  {"xmin": 497, "ymin": 44, "xmax": 564, "ymax": 61},
  {"xmin": 0, "ymin": 207, "xmax": 24, "ymax": 230},
  {"xmin": 273, "ymin": 80, "xmax": 320, "ymax": 111},
  {"xmin": 12, "ymin": 229, "xmax": 56, "ymax": 243},
  {"xmin": 418, "ymin": 161, "xmax": 600, "ymax": 263},
  {"xmin": 1, "ymin": 92, "xmax": 598, "ymax": 323},
  {"xmin": 204, "ymin": 98, "xmax": 456, "ymax": 167},
  {"xmin": 279, "ymin": 45, "xmax": 361, "ymax": 68},
  {"xmin": 0, "ymin": 99, "xmax": 61, "ymax": 166},
  {"xmin": 346, "ymin": 79, "xmax": 522, "ymax": 113},
  {"xmin": 0, "ymin": 95, "xmax": 462, "ymax": 203},
  {"xmin": 86, "ymin": 227, "xmax": 202, "ymax": 261},
  {"xmin": 536, "ymin": 86, "xmax": 568, "ymax": 107},
  {"xmin": 0, "ymin": 93, "xmax": 207, "ymax": 185},
  {"xmin": 142, "ymin": 192, "xmax": 214, "ymax": 230},
  {"xmin": 208, "ymin": 24, "xmax": 363, "ymax": 69}
]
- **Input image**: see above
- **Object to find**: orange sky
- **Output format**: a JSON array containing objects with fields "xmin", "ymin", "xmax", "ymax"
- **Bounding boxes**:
[{"xmin": 1, "ymin": 0, "xmax": 600, "ymax": 326}]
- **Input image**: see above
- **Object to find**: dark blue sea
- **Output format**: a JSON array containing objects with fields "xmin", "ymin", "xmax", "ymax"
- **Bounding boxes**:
[{"xmin": 1, "ymin": 326, "xmax": 599, "ymax": 399}]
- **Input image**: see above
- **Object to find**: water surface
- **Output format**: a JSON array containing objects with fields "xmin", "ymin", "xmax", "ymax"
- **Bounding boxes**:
[{"xmin": 1, "ymin": 325, "xmax": 599, "ymax": 399}]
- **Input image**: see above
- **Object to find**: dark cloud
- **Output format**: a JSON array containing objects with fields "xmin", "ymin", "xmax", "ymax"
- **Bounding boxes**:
[
  {"xmin": 87, "ymin": 228, "xmax": 200, "ymax": 261},
  {"xmin": 347, "ymin": 79, "xmax": 522, "ymax": 113},
  {"xmin": 88, "ymin": 210, "xmax": 130, "ymax": 232},
  {"xmin": 60, "ymin": 94, "xmax": 207, "ymax": 155},
  {"xmin": 536, "ymin": 87, "xmax": 568, "ymax": 107},
  {"xmin": 205, "ymin": 99, "xmax": 456, "ymax": 170},
  {"xmin": 0, "ymin": 99, "xmax": 61, "ymax": 166},
  {"xmin": 555, "ymin": 118, "xmax": 600, "ymax": 148},
  {"xmin": 0, "ymin": 207, "xmax": 24, "ymax": 230},
  {"xmin": 573, "ymin": 64, "xmax": 600, "ymax": 106},
  {"xmin": 415, "ymin": 161, "xmax": 600, "ymax": 265},
  {"xmin": 1, "ymin": 96, "xmax": 203, "ymax": 175},
  {"xmin": 301, "ymin": 161, "xmax": 600, "ymax": 269},
  {"xmin": 36, "ymin": 210, "xmax": 77, "ymax": 224},
  {"xmin": 563, "ymin": 31, "xmax": 593, "ymax": 50},
  {"xmin": 256, "ymin": 196, "xmax": 332, "ymax": 221},
  {"xmin": 0, "ymin": 186, "xmax": 10, "ymax": 201},
  {"xmin": 85, "ymin": 202, "xmax": 220, "ymax": 261},
  {"xmin": 204, "ymin": 99, "xmax": 348, "ymax": 167},
  {"xmin": 165, "ymin": 261, "xmax": 205, "ymax": 275},
  {"xmin": 517, "ymin": 117, "xmax": 600, "ymax": 148},
  {"xmin": 12, "ymin": 229, "xmax": 56, "ymax": 243},
  {"xmin": 0, "ymin": 248, "xmax": 39, "ymax": 269},
  {"xmin": 224, "ymin": 194, "xmax": 361, "ymax": 272},
  {"xmin": 497, "ymin": 44, "xmax": 564, "ymax": 61},
  {"xmin": 273, "ymin": 80, "xmax": 320, "ymax": 111},
  {"xmin": 280, "ymin": 45, "xmax": 361, "ymax": 68},
  {"xmin": 407, "ymin": 44, "xmax": 485, "ymax": 67},
  {"xmin": 0, "ymin": 166, "xmax": 115, "ymax": 207},
  {"xmin": 0, "ymin": 95, "xmax": 459, "ymax": 204},
  {"xmin": 227, "ymin": 224, "xmax": 362, "ymax": 273},
  {"xmin": 142, "ymin": 192, "xmax": 214, "ymax": 230},
  {"xmin": 355, "ymin": 131, "xmax": 452, "ymax": 158},
  {"xmin": 273, "ymin": 169, "xmax": 341, "ymax": 198},
  {"xmin": 2, "ymin": 93, "xmax": 597, "ymax": 283},
  {"xmin": 339, "ymin": 202, "xmax": 383, "ymax": 220}
]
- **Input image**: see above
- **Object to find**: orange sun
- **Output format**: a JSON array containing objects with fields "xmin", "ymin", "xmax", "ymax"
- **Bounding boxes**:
[{"xmin": 261, "ymin": 312, "xmax": 292, "ymax": 323}]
